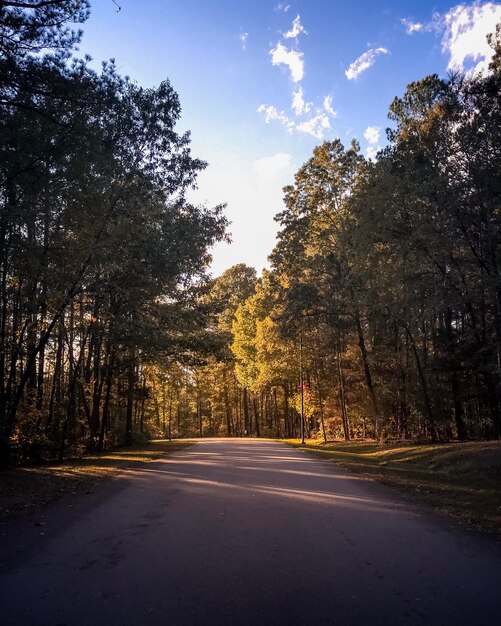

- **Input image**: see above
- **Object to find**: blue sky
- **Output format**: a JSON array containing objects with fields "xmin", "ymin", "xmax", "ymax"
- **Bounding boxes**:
[{"xmin": 79, "ymin": 0, "xmax": 501, "ymax": 275}]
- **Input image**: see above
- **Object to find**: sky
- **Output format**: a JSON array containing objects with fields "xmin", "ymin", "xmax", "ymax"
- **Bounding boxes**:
[{"xmin": 78, "ymin": 0, "xmax": 501, "ymax": 276}]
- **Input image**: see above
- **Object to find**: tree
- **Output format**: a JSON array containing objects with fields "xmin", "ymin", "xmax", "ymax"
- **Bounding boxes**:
[{"xmin": 0, "ymin": 3, "xmax": 229, "ymax": 464}]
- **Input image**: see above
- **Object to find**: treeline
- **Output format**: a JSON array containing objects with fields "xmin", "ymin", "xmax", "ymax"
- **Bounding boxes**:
[
  {"xmin": 2, "ymin": 2, "xmax": 500, "ymax": 459},
  {"xmin": 152, "ymin": 27, "xmax": 501, "ymax": 443},
  {"xmin": 0, "ymin": 1, "xmax": 227, "ymax": 465}
]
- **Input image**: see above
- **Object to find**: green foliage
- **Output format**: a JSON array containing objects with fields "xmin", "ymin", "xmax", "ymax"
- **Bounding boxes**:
[
  {"xmin": 0, "ymin": 1, "xmax": 228, "ymax": 464},
  {"xmin": 4, "ymin": 9, "xmax": 500, "ymax": 455},
  {"xmin": 264, "ymin": 25, "xmax": 501, "ymax": 443}
]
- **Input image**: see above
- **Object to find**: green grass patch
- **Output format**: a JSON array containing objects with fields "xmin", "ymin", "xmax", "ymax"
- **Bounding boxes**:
[
  {"xmin": 285, "ymin": 439, "xmax": 501, "ymax": 538},
  {"xmin": 0, "ymin": 439, "xmax": 194, "ymax": 523}
]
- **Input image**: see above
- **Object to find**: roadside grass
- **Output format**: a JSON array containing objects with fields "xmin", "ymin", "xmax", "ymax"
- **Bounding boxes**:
[
  {"xmin": 285, "ymin": 439, "xmax": 501, "ymax": 538},
  {"xmin": 0, "ymin": 440, "xmax": 194, "ymax": 523}
]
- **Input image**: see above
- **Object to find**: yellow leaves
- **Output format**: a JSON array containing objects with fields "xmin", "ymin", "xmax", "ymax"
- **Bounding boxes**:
[
  {"xmin": 291, "ymin": 382, "xmax": 316, "ymax": 420},
  {"xmin": 398, "ymin": 101, "xmax": 447, "ymax": 145},
  {"xmin": 231, "ymin": 284, "xmax": 297, "ymax": 392}
]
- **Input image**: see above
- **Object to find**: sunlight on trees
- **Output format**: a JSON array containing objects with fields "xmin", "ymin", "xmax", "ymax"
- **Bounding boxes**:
[{"xmin": 1, "ymin": 4, "xmax": 500, "ymax": 465}]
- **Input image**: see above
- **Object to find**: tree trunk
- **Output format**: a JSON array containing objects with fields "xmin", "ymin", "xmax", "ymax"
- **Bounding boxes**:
[
  {"xmin": 46, "ymin": 323, "xmax": 63, "ymax": 433},
  {"xmin": 403, "ymin": 322, "xmax": 438, "ymax": 442},
  {"xmin": 273, "ymin": 388, "xmax": 281, "ymax": 438},
  {"xmin": 336, "ymin": 337, "xmax": 350, "ymax": 441},
  {"xmin": 355, "ymin": 312, "xmax": 381, "ymax": 440},
  {"xmin": 253, "ymin": 396, "xmax": 260, "ymax": 437},
  {"xmin": 125, "ymin": 349, "xmax": 135, "ymax": 446},
  {"xmin": 97, "ymin": 352, "xmax": 115, "ymax": 452},
  {"xmin": 224, "ymin": 386, "xmax": 232, "ymax": 436},
  {"xmin": 444, "ymin": 309, "xmax": 467, "ymax": 440},
  {"xmin": 168, "ymin": 391, "xmax": 173, "ymax": 441},
  {"xmin": 283, "ymin": 384, "xmax": 291, "ymax": 437},
  {"xmin": 483, "ymin": 371, "xmax": 501, "ymax": 439},
  {"xmin": 243, "ymin": 387, "xmax": 250, "ymax": 435},
  {"xmin": 315, "ymin": 373, "xmax": 327, "ymax": 444}
]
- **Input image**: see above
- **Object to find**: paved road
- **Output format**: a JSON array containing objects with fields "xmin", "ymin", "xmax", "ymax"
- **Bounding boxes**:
[{"xmin": 1, "ymin": 439, "xmax": 500, "ymax": 625}]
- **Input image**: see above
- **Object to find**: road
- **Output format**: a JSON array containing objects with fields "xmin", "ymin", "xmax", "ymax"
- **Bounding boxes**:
[{"xmin": 1, "ymin": 439, "xmax": 500, "ymax": 625}]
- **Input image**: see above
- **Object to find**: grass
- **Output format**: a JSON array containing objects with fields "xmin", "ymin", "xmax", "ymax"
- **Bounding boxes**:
[
  {"xmin": 0, "ymin": 439, "xmax": 194, "ymax": 523},
  {"xmin": 285, "ymin": 439, "xmax": 501, "ymax": 538}
]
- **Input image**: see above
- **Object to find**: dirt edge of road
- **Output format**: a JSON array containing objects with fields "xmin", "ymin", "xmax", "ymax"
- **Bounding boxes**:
[{"xmin": 0, "ymin": 440, "xmax": 195, "ymax": 524}]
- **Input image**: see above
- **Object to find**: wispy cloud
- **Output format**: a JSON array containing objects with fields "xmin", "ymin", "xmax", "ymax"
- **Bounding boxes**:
[
  {"xmin": 345, "ymin": 47, "xmax": 389, "ymax": 80},
  {"xmin": 284, "ymin": 15, "xmax": 307, "ymax": 39},
  {"xmin": 400, "ymin": 12, "xmax": 441, "ymax": 35},
  {"xmin": 275, "ymin": 3, "xmax": 291, "ymax": 12},
  {"xmin": 323, "ymin": 95, "xmax": 337, "ymax": 117},
  {"xmin": 262, "ymin": 13, "xmax": 332, "ymax": 140},
  {"xmin": 296, "ymin": 113, "xmax": 331, "ymax": 139},
  {"xmin": 257, "ymin": 104, "xmax": 330, "ymax": 139},
  {"xmin": 292, "ymin": 86, "xmax": 312, "ymax": 115},
  {"xmin": 401, "ymin": 17, "xmax": 425, "ymax": 34},
  {"xmin": 257, "ymin": 104, "xmax": 295, "ymax": 132},
  {"xmin": 270, "ymin": 42, "xmax": 304, "ymax": 82},
  {"xmin": 239, "ymin": 32, "xmax": 248, "ymax": 50}
]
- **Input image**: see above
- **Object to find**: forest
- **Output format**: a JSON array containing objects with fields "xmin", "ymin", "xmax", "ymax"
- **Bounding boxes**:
[{"xmin": 1, "ymin": 1, "xmax": 501, "ymax": 466}]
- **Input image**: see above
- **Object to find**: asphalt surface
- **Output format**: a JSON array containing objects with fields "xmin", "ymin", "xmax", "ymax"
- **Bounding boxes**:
[{"xmin": 1, "ymin": 439, "xmax": 500, "ymax": 626}]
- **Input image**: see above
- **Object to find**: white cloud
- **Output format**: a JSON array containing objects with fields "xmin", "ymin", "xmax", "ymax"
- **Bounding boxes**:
[
  {"xmin": 345, "ymin": 47, "xmax": 389, "ymax": 80},
  {"xmin": 275, "ymin": 3, "xmax": 291, "ymax": 12},
  {"xmin": 253, "ymin": 153, "xmax": 294, "ymax": 187},
  {"xmin": 401, "ymin": 2, "xmax": 501, "ymax": 75},
  {"xmin": 402, "ymin": 11, "xmax": 443, "ymax": 35},
  {"xmin": 257, "ymin": 104, "xmax": 296, "ymax": 133},
  {"xmin": 296, "ymin": 113, "xmax": 331, "ymax": 139},
  {"xmin": 441, "ymin": 2, "xmax": 501, "ymax": 74},
  {"xmin": 366, "ymin": 146, "xmax": 380, "ymax": 161},
  {"xmin": 258, "ymin": 105, "xmax": 331, "ymax": 139},
  {"xmin": 364, "ymin": 126, "xmax": 381, "ymax": 160},
  {"xmin": 239, "ymin": 32, "xmax": 248, "ymax": 50},
  {"xmin": 364, "ymin": 126, "xmax": 381, "ymax": 144},
  {"xmin": 401, "ymin": 17, "xmax": 424, "ymax": 34},
  {"xmin": 292, "ymin": 86, "xmax": 312, "ymax": 115},
  {"xmin": 284, "ymin": 15, "xmax": 307, "ymax": 39},
  {"xmin": 270, "ymin": 42, "xmax": 304, "ymax": 82},
  {"xmin": 323, "ymin": 95, "xmax": 337, "ymax": 117}
]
